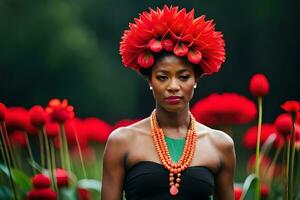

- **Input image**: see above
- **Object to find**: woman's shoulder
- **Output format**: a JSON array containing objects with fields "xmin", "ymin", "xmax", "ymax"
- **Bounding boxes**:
[
  {"xmin": 107, "ymin": 117, "xmax": 151, "ymax": 145},
  {"xmin": 195, "ymin": 122, "xmax": 234, "ymax": 151}
]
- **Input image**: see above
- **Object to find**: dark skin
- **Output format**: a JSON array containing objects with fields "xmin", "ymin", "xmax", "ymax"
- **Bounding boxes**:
[{"xmin": 101, "ymin": 55, "xmax": 236, "ymax": 200}]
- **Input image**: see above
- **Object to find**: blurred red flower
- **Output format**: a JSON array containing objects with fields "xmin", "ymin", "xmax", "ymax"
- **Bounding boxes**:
[
  {"xmin": 70, "ymin": 146, "xmax": 96, "ymax": 163},
  {"xmin": 29, "ymin": 105, "xmax": 47, "ymax": 127},
  {"xmin": 274, "ymin": 113, "xmax": 292, "ymax": 137},
  {"xmin": 243, "ymin": 124, "xmax": 277, "ymax": 149},
  {"xmin": 84, "ymin": 117, "xmax": 112, "ymax": 143},
  {"xmin": 78, "ymin": 188, "xmax": 90, "ymax": 200},
  {"xmin": 5, "ymin": 107, "xmax": 29, "ymax": 131},
  {"xmin": 9, "ymin": 130, "xmax": 26, "ymax": 148},
  {"xmin": 191, "ymin": 93, "xmax": 257, "ymax": 126},
  {"xmin": 27, "ymin": 188, "xmax": 56, "ymax": 200},
  {"xmin": 0, "ymin": 102, "xmax": 7, "ymax": 121},
  {"xmin": 113, "ymin": 119, "xmax": 141, "ymax": 130},
  {"xmin": 260, "ymin": 184, "xmax": 269, "ymax": 198},
  {"xmin": 64, "ymin": 119, "xmax": 88, "ymax": 147},
  {"xmin": 32, "ymin": 174, "xmax": 51, "ymax": 189},
  {"xmin": 55, "ymin": 168, "xmax": 69, "ymax": 187},
  {"xmin": 247, "ymin": 154, "xmax": 271, "ymax": 174},
  {"xmin": 281, "ymin": 100, "xmax": 300, "ymax": 113},
  {"xmin": 45, "ymin": 121, "xmax": 60, "ymax": 138},
  {"xmin": 249, "ymin": 74, "xmax": 269, "ymax": 97},
  {"xmin": 234, "ymin": 186, "xmax": 243, "ymax": 200},
  {"xmin": 46, "ymin": 99, "xmax": 74, "ymax": 123}
]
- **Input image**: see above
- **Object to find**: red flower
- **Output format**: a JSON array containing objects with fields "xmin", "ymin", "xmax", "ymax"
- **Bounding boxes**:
[
  {"xmin": 64, "ymin": 119, "xmax": 88, "ymax": 147},
  {"xmin": 191, "ymin": 93, "xmax": 257, "ymax": 126},
  {"xmin": 9, "ymin": 130, "xmax": 26, "ymax": 148},
  {"xmin": 32, "ymin": 174, "xmax": 51, "ymax": 189},
  {"xmin": 234, "ymin": 186, "xmax": 243, "ymax": 200},
  {"xmin": 46, "ymin": 99, "xmax": 74, "ymax": 123},
  {"xmin": 84, "ymin": 117, "xmax": 112, "ymax": 143},
  {"xmin": 243, "ymin": 124, "xmax": 277, "ymax": 149},
  {"xmin": 274, "ymin": 113, "xmax": 292, "ymax": 137},
  {"xmin": 249, "ymin": 74, "xmax": 269, "ymax": 97},
  {"xmin": 55, "ymin": 168, "xmax": 69, "ymax": 187},
  {"xmin": 120, "ymin": 5, "xmax": 225, "ymax": 75},
  {"xmin": 27, "ymin": 188, "xmax": 56, "ymax": 200},
  {"xmin": 281, "ymin": 100, "xmax": 300, "ymax": 113},
  {"xmin": 0, "ymin": 102, "xmax": 7, "ymax": 121},
  {"xmin": 29, "ymin": 105, "xmax": 47, "ymax": 127},
  {"xmin": 45, "ymin": 121, "xmax": 60, "ymax": 138},
  {"xmin": 78, "ymin": 188, "xmax": 91, "ymax": 200},
  {"xmin": 113, "ymin": 119, "xmax": 141, "ymax": 130},
  {"xmin": 260, "ymin": 184, "xmax": 269, "ymax": 198},
  {"xmin": 5, "ymin": 107, "xmax": 29, "ymax": 131},
  {"xmin": 70, "ymin": 146, "xmax": 96, "ymax": 163}
]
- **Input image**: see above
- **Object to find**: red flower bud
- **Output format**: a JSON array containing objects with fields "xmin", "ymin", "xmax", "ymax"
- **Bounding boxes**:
[
  {"xmin": 45, "ymin": 122, "xmax": 60, "ymax": 138},
  {"xmin": 29, "ymin": 105, "xmax": 47, "ymax": 127},
  {"xmin": 173, "ymin": 42, "xmax": 188, "ymax": 56},
  {"xmin": 148, "ymin": 38, "xmax": 163, "ymax": 52},
  {"xmin": 187, "ymin": 48, "xmax": 202, "ymax": 64},
  {"xmin": 260, "ymin": 184, "xmax": 269, "ymax": 198},
  {"xmin": 281, "ymin": 100, "xmax": 300, "ymax": 113},
  {"xmin": 275, "ymin": 113, "xmax": 292, "ymax": 136},
  {"xmin": 10, "ymin": 130, "xmax": 26, "ymax": 148},
  {"xmin": 234, "ymin": 187, "xmax": 243, "ymax": 200},
  {"xmin": 0, "ymin": 102, "xmax": 7, "ymax": 121},
  {"xmin": 78, "ymin": 188, "xmax": 91, "ymax": 200},
  {"xmin": 56, "ymin": 168, "xmax": 69, "ymax": 187},
  {"xmin": 27, "ymin": 188, "xmax": 57, "ymax": 200},
  {"xmin": 137, "ymin": 51, "xmax": 154, "ymax": 68},
  {"xmin": 161, "ymin": 39, "xmax": 175, "ymax": 51},
  {"xmin": 6, "ymin": 107, "xmax": 29, "ymax": 131},
  {"xmin": 32, "ymin": 174, "xmax": 51, "ymax": 189},
  {"xmin": 249, "ymin": 74, "xmax": 269, "ymax": 97}
]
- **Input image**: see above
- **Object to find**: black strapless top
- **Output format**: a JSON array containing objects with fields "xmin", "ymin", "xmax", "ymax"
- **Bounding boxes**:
[{"xmin": 124, "ymin": 161, "xmax": 214, "ymax": 200}]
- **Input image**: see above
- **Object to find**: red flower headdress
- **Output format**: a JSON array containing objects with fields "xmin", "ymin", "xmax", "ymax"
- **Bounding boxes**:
[{"xmin": 120, "ymin": 5, "xmax": 226, "ymax": 75}]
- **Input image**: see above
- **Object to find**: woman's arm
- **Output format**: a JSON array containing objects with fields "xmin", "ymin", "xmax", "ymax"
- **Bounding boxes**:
[
  {"xmin": 213, "ymin": 132, "xmax": 236, "ymax": 200},
  {"xmin": 101, "ymin": 129, "xmax": 128, "ymax": 200}
]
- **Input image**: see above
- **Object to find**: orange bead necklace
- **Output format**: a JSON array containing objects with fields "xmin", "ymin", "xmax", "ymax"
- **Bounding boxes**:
[{"xmin": 150, "ymin": 110, "xmax": 197, "ymax": 196}]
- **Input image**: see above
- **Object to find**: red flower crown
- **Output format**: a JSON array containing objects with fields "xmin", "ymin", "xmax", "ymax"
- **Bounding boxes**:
[{"xmin": 120, "ymin": 5, "xmax": 226, "ymax": 75}]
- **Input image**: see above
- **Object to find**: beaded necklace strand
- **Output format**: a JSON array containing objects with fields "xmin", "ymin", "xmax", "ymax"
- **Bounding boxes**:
[{"xmin": 150, "ymin": 110, "xmax": 197, "ymax": 196}]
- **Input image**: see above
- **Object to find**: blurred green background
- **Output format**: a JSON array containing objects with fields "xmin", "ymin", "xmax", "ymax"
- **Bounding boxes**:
[{"xmin": 0, "ymin": 0, "xmax": 299, "ymax": 183}]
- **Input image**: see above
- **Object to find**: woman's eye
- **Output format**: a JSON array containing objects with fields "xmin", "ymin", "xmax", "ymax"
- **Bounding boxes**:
[
  {"xmin": 156, "ymin": 75, "xmax": 168, "ymax": 81},
  {"xmin": 179, "ymin": 75, "xmax": 190, "ymax": 80}
]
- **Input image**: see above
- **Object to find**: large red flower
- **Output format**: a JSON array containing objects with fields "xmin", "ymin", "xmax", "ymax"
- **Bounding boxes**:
[
  {"xmin": 29, "ymin": 105, "xmax": 47, "ymax": 127},
  {"xmin": 243, "ymin": 123, "xmax": 278, "ymax": 149},
  {"xmin": 249, "ymin": 74, "xmax": 269, "ymax": 97},
  {"xmin": 32, "ymin": 174, "xmax": 51, "ymax": 189},
  {"xmin": 0, "ymin": 102, "xmax": 7, "ymax": 121},
  {"xmin": 281, "ymin": 100, "xmax": 300, "ymax": 113},
  {"xmin": 84, "ymin": 117, "xmax": 112, "ymax": 143},
  {"xmin": 46, "ymin": 99, "xmax": 74, "ymax": 123},
  {"xmin": 27, "ymin": 188, "xmax": 57, "ymax": 200},
  {"xmin": 64, "ymin": 118, "xmax": 88, "ymax": 147},
  {"xmin": 191, "ymin": 93, "xmax": 257, "ymax": 126},
  {"xmin": 120, "ymin": 5, "xmax": 226, "ymax": 75}
]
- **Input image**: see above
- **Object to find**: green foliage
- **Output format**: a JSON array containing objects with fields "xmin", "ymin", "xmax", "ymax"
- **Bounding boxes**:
[{"xmin": 241, "ymin": 174, "xmax": 257, "ymax": 200}]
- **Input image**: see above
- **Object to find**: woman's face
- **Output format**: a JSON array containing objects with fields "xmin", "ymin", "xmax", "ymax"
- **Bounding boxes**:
[{"xmin": 149, "ymin": 55, "xmax": 196, "ymax": 112}]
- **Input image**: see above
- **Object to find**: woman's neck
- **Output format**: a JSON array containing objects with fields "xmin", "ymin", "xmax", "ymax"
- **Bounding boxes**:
[{"xmin": 154, "ymin": 106, "xmax": 191, "ymax": 137}]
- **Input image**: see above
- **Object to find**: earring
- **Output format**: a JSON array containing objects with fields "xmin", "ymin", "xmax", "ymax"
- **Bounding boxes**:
[
  {"xmin": 194, "ymin": 84, "xmax": 197, "ymax": 89},
  {"xmin": 150, "ymin": 86, "xmax": 153, "ymax": 90}
]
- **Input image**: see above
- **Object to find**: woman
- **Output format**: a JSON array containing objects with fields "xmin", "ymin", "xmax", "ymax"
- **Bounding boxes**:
[{"xmin": 101, "ymin": 5, "xmax": 236, "ymax": 200}]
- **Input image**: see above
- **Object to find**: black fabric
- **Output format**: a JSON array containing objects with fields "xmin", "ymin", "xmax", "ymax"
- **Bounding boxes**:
[{"xmin": 124, "ymin": 161, "xmax": 214, "ymax": 200}]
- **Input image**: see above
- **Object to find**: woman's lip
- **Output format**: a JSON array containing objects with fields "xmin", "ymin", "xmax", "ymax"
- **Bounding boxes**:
[{"xmin": 165, "ymin": 96, "xmax": 182, "ymax": 104}]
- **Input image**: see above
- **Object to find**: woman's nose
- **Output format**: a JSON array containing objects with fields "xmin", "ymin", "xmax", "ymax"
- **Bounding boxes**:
[{"xmin": 167, "ymin": 78, "xmax": 180, "ymax": 92}]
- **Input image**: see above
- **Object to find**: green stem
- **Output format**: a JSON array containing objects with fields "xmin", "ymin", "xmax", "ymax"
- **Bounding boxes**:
[
  {"xmin": 286, "ymin": 139, "xmax": 291, "ymax": 200},
  {"xmin": 289, "ymin": 113, "xmax": 296, "ymax": 200},
  {"xmin": 72, "ymin": 123, "xmax": 87, "ymax": 178},
  {"xmin": 60, "ymin": 124, "xmax": 72, "ymax": 173},
  {"xmin": 24, "ymin": 133, "xmax": 37, "ymax": 174},
  {"xmin": 255, "ymin": 97, "xmax": 263, "ymax": 200},
  {"xmin": 0, "ymin": 123, "xmax": 17, "ymax": 200},
  {"xmin": 38, "ymin": 128, "xmax": 45, "ymax": 169},
  {"xmin": 59, "ymin": 130, "xmax": 66, "ymax": 169},
  {"xmin": 1, "ymin": 122, "xmax": 16, "ymax": 167},
  {"xmin": 49, "ymin": 138, "xmax": 58, "ymax": 194},
  {"xmin": 265, "ymin": 146, "xmax": 282, "ymax": 182}
]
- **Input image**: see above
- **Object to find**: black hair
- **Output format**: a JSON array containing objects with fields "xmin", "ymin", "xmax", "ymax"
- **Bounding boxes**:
[{"xmin": 138, "ymin": 51, "xmax": 202, "ymax": 80}]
